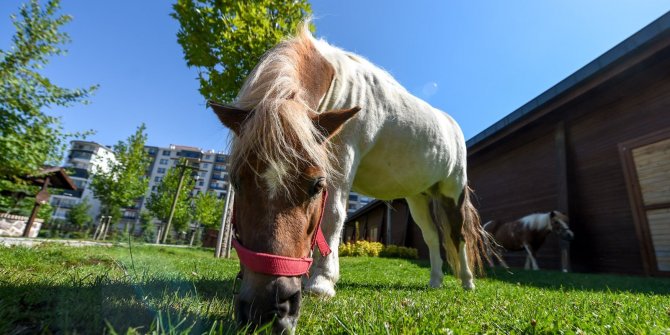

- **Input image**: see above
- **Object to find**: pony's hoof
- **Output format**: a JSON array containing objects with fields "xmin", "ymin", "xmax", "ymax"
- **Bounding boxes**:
[
  {"xmin": 462, "ymin": 281, "xmax": 475, "ymax": 291},
  {"xmin": 304, "ymin": 276, "xmax": 336, "ymax": 298},
  {"xmin": 429, "ymin": 279, "xmax": 443, "ymax": 288}
]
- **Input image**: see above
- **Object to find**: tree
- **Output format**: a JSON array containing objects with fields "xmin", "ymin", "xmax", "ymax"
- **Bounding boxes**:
[
  {"xmin": 90, "ymin": 124, "xmax": 151, "ymax": 219},
  {"xmin": 193, "ymin": 191, "xmax": 223, "ymax": 228},
  {"xmin": 171, "ymin": 0, "xmax": 312, "ymax": 103},
  {"xmin": 66, "ymin": 197, "xmax": 92, "ymax": 229},
  {"xmin": 145, "ymin": 159, "xmax": 196, "ymax": 238},
  {"xmin": 139, "ymin": 210, "xmax": 156, "ymax": 243},
  {"xmin": 0, "ymin": 0, "xmax": 96, "ymax": 182}
]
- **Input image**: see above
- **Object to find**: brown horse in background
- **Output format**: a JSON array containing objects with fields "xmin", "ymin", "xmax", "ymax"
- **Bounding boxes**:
[{"xmin": 484, "ymin": 211, "xmax": 574, "ymax": 271}]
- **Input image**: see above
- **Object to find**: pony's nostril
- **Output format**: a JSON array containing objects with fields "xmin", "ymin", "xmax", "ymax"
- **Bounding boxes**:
[
  {"xmin": 276, "ymin": 299, "xmax": 290, "ymax": 318},
  {"xmin": 276, "ymin": 291, "xmax": 300, "ymax": 318}
]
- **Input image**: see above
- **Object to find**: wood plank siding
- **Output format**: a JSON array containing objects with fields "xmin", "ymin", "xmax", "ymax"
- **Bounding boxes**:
[{"xmin": 468, "ymin": 30, "xmax": 670, "ymax": 275}]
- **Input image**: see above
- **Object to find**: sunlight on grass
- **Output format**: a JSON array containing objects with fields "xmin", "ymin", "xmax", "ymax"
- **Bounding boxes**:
[{"xmin": 1, "ymin": 243, "xmax": 669, "ymax": 334}]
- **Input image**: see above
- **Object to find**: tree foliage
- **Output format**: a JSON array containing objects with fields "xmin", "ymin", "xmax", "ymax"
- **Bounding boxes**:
[
  {"xmin": 90, "ymin": 124, "xmax": 151, "ymax": 215},
  {"xmin": 65, "ymin": 197, "xmax": 92, "ymax": 228},
  {"xmin": 0, "ymin": 0, "xmax": 96, "ymax": 182},
  {"xmin": 171, "ymin": 0, "xmax": 312, "ymax": 103},
  {"xmin": 145, "ymin": 159, "xmax": 196, "ymax": 233},
  {"xmin": 193, "ymin": 191, "xmax": 223, "ymax": 228}
]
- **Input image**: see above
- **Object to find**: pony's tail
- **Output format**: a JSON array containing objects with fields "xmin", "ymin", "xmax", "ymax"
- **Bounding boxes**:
[
  {"xmin": 430, "ymin": 185, "xmax": 492, "ymax": 277},
  {"xmin": 459, "ymin": 185, "xmax": 490, "ymax": 275}
]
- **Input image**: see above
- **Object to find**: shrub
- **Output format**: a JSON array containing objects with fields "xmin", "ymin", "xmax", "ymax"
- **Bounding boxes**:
[
  {"xmin": 379, "ymin": 244, "xmax": 419, "ymax": 259},
  {"xmin": 339, "ymin": 241, "xmax": 418, "ymax": 259}
]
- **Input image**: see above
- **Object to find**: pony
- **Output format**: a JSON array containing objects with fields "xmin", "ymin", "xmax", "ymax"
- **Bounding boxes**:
[
  {"xmin": 210, "ymin": 23, "xmax": 489, "ymax": 333},
  {"xmin": 483, "ymin": 211, "xmax": 574, "ymax": 271}
]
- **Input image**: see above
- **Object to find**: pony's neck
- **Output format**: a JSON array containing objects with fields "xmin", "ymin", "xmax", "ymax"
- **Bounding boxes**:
[
  {"xmin": 520, "ymin": 213, "xmax": 552, "ymax": 232},
  {"xmin": 313, "ymin": 38, "xmax": 418, "ymax": 113}
]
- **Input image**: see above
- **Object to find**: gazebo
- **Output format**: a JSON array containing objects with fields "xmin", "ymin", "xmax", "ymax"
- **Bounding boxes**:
[{"xmin": 18, "ymin": 167, "xmax": 77, "ymax": 237}]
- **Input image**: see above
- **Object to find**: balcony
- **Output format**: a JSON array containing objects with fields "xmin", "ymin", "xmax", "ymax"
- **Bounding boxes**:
[
  {"xmin": 215, "ymin": 155, "xmax": 228, "ymax": 163},
  {"xmin": 212, "ymin": 164, "xmax": 227, "ymax": 172},
  {"xmin": 69, "ymin": 151, "xmax": 93, "ymax": 160},
  {"xmin": 208, "ymin": 183, "xmax": 226, "ymax": 190},
  {"xmin": 71, "ymin": 145, "xmax": 96, "ymax": 153},
  {"xmin": 66, "ymin": 167, "xmax": 89, "ymax": 179},
  {"xmin": 61, "ymin": 189, "xmax": 84, "ymax": 198},
  {"xmin": 210, "ymin": 173, "xmax": 227, "ymax": 181},
  {"xmin": 177, "ymin": 150, "xmax": 201, "ymax": 159}
]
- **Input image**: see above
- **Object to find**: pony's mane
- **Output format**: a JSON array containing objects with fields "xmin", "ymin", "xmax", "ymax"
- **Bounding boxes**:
[{"xmin": 230, "ymin": 23, "xmax": 335, "ymax": 196}]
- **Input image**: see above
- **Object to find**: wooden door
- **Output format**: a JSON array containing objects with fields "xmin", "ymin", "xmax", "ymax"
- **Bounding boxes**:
[{"xmin": 620, "ymin": 129, "xmax": 670, "ymax": 275}]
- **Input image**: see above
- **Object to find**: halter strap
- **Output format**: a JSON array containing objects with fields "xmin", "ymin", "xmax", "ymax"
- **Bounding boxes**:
[{"xmin": 231, "ymin": 190, "xmax": 331, "ymax": 277}]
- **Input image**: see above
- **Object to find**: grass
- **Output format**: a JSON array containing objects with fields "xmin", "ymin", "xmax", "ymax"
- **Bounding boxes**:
[{"xmin": 0, "ymin": 242, "xmax": 669, "ymax": 334}]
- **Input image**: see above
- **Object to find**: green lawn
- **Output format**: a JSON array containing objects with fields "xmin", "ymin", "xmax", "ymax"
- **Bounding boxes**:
[{"xmin": 0, "ymin": 243, "xmax": 669, "ymax": 334}]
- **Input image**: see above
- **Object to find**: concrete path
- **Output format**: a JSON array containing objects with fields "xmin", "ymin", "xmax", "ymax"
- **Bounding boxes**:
[{"xmin": 0, "ymin": 237, "xmax": 113, "ymax": 247}]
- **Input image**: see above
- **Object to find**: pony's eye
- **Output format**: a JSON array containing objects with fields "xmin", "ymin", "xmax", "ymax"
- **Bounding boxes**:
[{"xmin": 310, "ymin": 177, "xmax": 326, "ymax": 196}]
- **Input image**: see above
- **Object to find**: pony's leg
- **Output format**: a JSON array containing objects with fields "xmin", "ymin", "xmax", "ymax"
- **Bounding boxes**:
[
  {"xmin": 406, "ymin": 194, "xmax": 444, "ymax": 288},
  {"xmin": 304, "ymin": 185, "xmax": 349, "ymax": 298},
  {"xmin": 306, "ymin": 148, "xmax": 360, "ymax": 298},
  {"xmin": 522, "ymin": 243, "xmax": 540, "ymax": 270},
  {"xmin": 499, "ymin": 256, "xmax": 510, "ymax": 269},
  {"xmin": 439, "ymin": 194, "xmax": 476, "ymax": 290}
]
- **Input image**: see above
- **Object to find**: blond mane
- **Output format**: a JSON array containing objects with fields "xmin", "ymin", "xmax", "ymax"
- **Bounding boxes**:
[{"xmin": 229, "ymin": 23, "xmax": 335, "ymax": 196}]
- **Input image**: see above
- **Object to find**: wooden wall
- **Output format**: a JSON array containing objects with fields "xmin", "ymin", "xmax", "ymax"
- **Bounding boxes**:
[
  {"xmin": 343, "ymin": 200, "xmax": 429, "ymax": 258},
  {"xmin": 468, "ymin": 45, "xmax": 670, "ymax": 275}
]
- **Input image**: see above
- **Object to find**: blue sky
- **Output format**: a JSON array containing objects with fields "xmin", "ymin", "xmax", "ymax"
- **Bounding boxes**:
[{"xmin": 2, "ymin": 1, "xmax": 669, "ymax": 153}]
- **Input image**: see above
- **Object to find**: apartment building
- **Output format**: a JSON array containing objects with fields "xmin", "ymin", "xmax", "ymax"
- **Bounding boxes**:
[
  {"xmin": 347, "ymin": 193, "xmax": 372, "ymax": 215},
  {"xmin": 52, "ymin": 141, "xmax": 371, "ymax": 230},
  {"xmin": 137, "ymin": 144, "xmax": 231, "ymax": 220},
  {"xmin": 49, "ymin": 140, "xmax": 116, "ymax": 221}
]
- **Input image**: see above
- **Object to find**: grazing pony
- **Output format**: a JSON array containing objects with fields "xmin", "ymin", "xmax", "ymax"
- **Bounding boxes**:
[
  {"xmin": 483, "ymin": 211, "xmax": 574, "ymax": 271},
  {"xmin": 210, "ymin": 23, "xmax": 488, "ymax": 333}
]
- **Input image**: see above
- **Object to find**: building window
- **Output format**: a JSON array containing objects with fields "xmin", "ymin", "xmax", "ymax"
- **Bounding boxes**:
[
  {"xmin": 152, "ymin": 185, "xmax": 157, "ymax": 191},
  {"xmin": 159, "ymin": 159, "xmax": 168, "ymax": 165},
  {"xmin": 349, "ymin": 194, "xmax": 358, "ymax": 201},
  {"xmin": 154, "ymin": 176, "xmax": 161, "ymax": 182},
  {"xmin": 205, "ymin": 154, "xmax": 211, "ymax": 160},
  {"xmin": 162, "ymin": 150, "xmax": 171, "ymax": 156},
  {"xmin": 202, "ymin": 163, "xmax": 209, "ymax": 168},
  {"xmin": 199, "ymin": 181, "xmax": 204, "ymax": 186},
  {"xmin": 157, "ymin": 168, "xmax": 166, "ymax": 174}
]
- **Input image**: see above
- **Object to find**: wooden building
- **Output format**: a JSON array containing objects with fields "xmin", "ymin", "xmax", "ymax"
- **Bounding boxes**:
[
  {"xmin": 345, "ymin": 12, "xmax": 670, "ymax": 276},
  {"xmin": 467, "ymin": 12, "xmax": 670, "ymax": 276},
  {"xmin": 343, "ymin": 199, "xmax": 430, "ymax": 258}
]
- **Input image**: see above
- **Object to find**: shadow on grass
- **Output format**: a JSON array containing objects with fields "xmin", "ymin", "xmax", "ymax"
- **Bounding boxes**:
[
  {"xmin": 336, "ymin": 281, "xmax": 427, "ymax": 291},
  {"xmin": 484, "ymin": 267, "xmax": 670, "ymax": 295},
  {"xmin": 0, "ymin": 277, "xmax": 238, "ymax": 334},
  {"xmin": 378, "ymin": 257, "xmax": 670, "ymax": 295}
]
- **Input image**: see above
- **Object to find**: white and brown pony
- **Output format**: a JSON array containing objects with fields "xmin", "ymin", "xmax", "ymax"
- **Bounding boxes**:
[
  {"xmin": 210, "ymin": 23, "xmax": 488, "ymax": 333},
  {"xmin": 483, "ymin": 211, "xmax": 574, "ymax": 271}
]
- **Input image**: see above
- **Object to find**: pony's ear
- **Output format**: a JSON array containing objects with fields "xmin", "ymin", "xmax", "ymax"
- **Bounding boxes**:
[
  {"xmin": 312, "ymin": 107, "xmax": 361, "ymax": 142},
  {"xmin": 550, "ymin": 211, "xmax": 556, "ymax": 218},
  {"xmin": 208, "ymin": 100, "xmax": 250, "ymax": 136}
]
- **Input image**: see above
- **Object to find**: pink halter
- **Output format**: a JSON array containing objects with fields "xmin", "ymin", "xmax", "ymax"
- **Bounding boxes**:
[{"xmin": 231, "ymin": 190, "xmax": 332, "ymax": 277}]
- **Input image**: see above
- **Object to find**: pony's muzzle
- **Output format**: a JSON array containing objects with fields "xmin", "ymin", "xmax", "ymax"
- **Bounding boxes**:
[
  {"xmin": 561, "ymin": 229, "xmax": 575, "ymax": 241},
  {"xmin": 235, "ymin": 274, "xmax": 302, "ymax": 333}
]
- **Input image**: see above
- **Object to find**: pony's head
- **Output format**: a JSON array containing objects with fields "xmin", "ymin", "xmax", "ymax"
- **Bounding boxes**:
[
  {"xmin": 212, "ymin": 102, "xmax": 358, "ymax": 332},
  {"xmin": 550, "ymin": 210, "xmax": 574, "ymax": 241},
  {"xmin": 209, "ymin": 24, "xmax": 360, "ymax": 333}
]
